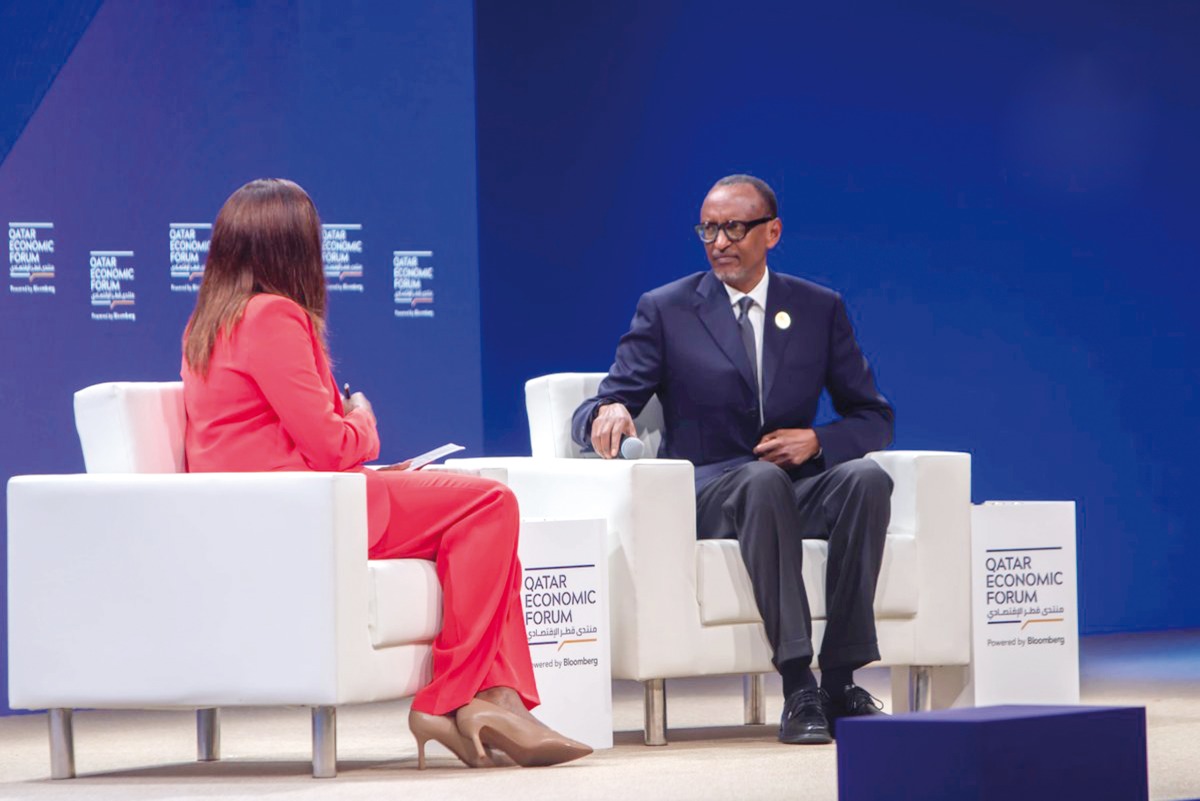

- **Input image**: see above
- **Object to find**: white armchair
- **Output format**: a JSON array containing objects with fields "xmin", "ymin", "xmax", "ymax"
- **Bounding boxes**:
[
  {"xmin": 450, "ymin": 372, "xmax": 972, "ymax": 744},
  {"xmin": 6, "ymin": 382, "xmax": 443, "ymax": 778}
]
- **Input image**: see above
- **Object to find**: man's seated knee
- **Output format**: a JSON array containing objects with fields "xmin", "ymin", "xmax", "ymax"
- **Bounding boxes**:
[
  {"xmin": 835, "ymin": 458, "xmax": 894, "ymax": 499},
  {"xmin": 738, "ymin": 459, "xmax": 795, "ymax": 496}
]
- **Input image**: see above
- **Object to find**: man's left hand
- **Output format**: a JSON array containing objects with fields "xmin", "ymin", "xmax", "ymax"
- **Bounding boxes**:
[{"xmin": 754, "ymin": 429, "xmax": 820, "ymax": 468}]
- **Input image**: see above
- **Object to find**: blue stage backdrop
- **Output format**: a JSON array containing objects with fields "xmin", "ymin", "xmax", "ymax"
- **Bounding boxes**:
[
  {"xmin": 0, "ymin": 0, "xmax": 482, "ymax": 714},
  {"xmin": 3, "ymin": 0, "xmax": 1198, "ymax": 719},
  {"xmin": 474, "ymin": 1, "xmax": 1200, "ymax": 636}
]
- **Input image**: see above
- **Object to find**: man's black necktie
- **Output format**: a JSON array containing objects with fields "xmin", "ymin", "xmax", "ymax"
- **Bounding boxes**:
[{"xmin": 736, "ymin": 296, "xmax": 760, "ymax": 408}]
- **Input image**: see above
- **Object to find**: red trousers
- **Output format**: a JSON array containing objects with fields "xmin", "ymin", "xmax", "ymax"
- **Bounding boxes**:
[{"xmin": 365, "ymin": 469, "xmax": 539, "ymax": 716}]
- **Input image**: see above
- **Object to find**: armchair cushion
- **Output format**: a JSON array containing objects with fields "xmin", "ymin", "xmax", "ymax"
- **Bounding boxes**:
[
  {"xmin": 368, "ymin": 559, "xmax": 442, "ymax": 648},
  {"xmin": 74, "ymin": 381, "xmax": 186, "ymax": 474},
  {"xmin": 526, "ymin": 373, "xmax": 664, "ymax": 459},
  {"xmin": 695, "ymin": 535, "xmax": 920, "ymax": 626}
]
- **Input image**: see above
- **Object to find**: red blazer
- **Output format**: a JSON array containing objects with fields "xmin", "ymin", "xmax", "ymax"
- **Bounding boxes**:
[{"xmin": 182, "ymin": 293, "xmax": 390, "ymax": 545}]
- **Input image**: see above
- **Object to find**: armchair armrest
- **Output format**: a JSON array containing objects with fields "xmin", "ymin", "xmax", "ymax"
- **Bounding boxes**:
[
  {"xmin": 447, "ymin": 457, "xmax": 700, "ymax": 678},
  {"xmin": 868, "ymin": 450, "xmax": 972, "ymax": 665},
  {"xmin": 7, "ymin": 472, "xmax": 370, "ymax": 709}
]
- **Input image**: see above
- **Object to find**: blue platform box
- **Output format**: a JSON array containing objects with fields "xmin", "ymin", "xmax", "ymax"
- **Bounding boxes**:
[{"xmin": 837, "ymin": 705, "xmax": 1147, "ymax": 801}]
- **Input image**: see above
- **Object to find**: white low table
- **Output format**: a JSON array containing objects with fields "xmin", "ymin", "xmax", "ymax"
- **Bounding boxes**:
[{"xmin": 518, "ymin": 517, "xmax": 613, "ymax": 750}]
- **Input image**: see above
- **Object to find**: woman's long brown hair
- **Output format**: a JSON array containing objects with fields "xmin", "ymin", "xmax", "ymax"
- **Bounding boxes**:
[{"xmin": 183, "ymin": 178, "xmax": 327, "ymax": 376}]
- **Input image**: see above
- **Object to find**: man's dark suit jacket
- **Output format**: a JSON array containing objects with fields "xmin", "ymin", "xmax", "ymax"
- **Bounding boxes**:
[{"xmin": 571, "ymin": 269, "xmax": 895, "ymax": 491}]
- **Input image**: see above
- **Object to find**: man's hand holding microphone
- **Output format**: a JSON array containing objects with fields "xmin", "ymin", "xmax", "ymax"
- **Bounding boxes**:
[{"xmin": 590, "ymin": 402, "xmax": 644, "ymax": 459}]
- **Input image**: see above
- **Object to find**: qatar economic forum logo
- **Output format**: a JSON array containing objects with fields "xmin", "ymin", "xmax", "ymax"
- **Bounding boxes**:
[
  {"xmin": 90, "ymin": 249, "xmax": 136, "ymax": 322},
  {"xmin": 169, "ymin": 223, "xmax": 210, "ymax": 292},
  {"xmin": 8, "ymin": 222, "xmax": 57, "ymax": 295},
  {"xmin": 393, "ymin": 250, "xmax": 434, "ymax": 318}
]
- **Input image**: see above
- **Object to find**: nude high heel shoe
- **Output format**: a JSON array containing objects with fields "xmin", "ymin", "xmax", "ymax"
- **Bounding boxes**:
[
  {"xmin": 455, "ymin": 698, "xmax": 592, "ymax": 767},
  {"xmin": 409, "ymin": 708, "xmax": 493, "ymax": 769}
]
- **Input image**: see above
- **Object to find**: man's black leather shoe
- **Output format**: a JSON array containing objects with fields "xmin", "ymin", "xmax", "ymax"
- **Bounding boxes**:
[
  {"xmin": 824, "ymin": 684, "xmax": 886, "ymax": 736},
  {"xmin": 778, "ymin": 688, "xmax": 833, "ymax": 745}
]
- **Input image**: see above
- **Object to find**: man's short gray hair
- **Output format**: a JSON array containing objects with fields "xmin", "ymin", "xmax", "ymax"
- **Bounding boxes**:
[{"xmin": 713, "ymin": 174, "xmax": 778, "ymax": 217}]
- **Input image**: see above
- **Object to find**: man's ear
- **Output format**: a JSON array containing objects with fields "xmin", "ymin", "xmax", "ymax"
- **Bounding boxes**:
[{"xmin": 766, "ymin": 218, "xmax": 783, "ymax": 249}]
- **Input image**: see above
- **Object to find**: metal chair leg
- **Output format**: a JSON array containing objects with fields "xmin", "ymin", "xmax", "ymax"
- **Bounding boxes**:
[
  {"xmin": 910, "ymin": 666, "xmax": 931, "ymax": 712},
  {"xmin": 743, "ymin": 673, "xmax": 766, "ymax": 725},
  {"xmin": 197, "ymin": 708, "xmax": 220, "ymax": 761},
  {"xmin": 311, "ymin": 706, "xmax": 337, "ymax": 778},
  {"xmin": 644, "ymin": 679, "xmax": 667, "ymax": 746},
  {"xmin": 49, "ymin": 708, "xmax": 76, "ymax": 779}
]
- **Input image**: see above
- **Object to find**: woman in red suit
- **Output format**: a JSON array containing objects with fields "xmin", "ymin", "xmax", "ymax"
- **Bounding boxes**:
[{"xmin": 181, "ymin": 178, "xmax": 589, "ymax": 769}]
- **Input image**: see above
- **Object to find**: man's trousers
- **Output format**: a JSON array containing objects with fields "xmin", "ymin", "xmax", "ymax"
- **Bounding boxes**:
[{"xmin": 695, "ymin": 458, "xmax": 892, "ymax": 671}]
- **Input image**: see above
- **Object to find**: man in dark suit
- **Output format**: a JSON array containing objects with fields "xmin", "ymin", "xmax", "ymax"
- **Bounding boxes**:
[{"xmin": 571, "ymin": 175, "xmax": 895, "ymax": 745}]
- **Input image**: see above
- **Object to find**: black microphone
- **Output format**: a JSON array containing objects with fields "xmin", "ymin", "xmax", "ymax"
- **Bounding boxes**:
[{"xmin": 618, "ymin": 434, "xmax": 645, "ymax": 460}]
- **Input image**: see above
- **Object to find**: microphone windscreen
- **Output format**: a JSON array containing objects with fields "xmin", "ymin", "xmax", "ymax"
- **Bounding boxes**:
[{"xmin": 619, "ymin": 435, "xmax": 645, "ymax": 460}]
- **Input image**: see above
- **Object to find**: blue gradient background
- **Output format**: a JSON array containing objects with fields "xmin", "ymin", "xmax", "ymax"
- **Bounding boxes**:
[{"xmin": 2, "ymin": 0, "xmax": 1198, "ymax": 715}]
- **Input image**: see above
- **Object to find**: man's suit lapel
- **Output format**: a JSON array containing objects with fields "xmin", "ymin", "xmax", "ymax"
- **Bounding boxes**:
[
  {"xmin": 694, "ymin": 272, "xmax": 757, "ymax": 395},
  {"xmin": 761, "ymin": 271, "xmax": 796, "ymax": 409}
]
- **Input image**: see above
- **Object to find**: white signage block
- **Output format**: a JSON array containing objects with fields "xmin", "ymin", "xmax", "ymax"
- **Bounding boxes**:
[
  {"xmin": 971, "ymin": 502, "xmax": 1079, "ymax": 705},
  {"xmin": 518, "ymin": 517, "xmax": 613, "ymax": 749}
]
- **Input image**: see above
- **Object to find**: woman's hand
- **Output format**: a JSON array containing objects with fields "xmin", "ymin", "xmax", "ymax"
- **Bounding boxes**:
[
  {"xmin": 344, "ymin": 391, "xmax": 376, "ymax": 424},
  {"xmin": 377, "ymin": 460, "xmax": 412, "ymax": 472}
]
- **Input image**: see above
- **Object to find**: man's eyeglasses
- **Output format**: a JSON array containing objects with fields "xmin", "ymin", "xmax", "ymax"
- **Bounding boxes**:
[{"xmin": 694, "ymin": 216, "xmax": 776, "ymax": 244}]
